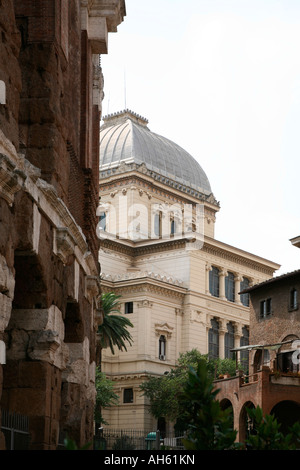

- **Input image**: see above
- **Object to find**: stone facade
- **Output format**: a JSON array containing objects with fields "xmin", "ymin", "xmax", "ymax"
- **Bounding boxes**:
[
  {"xmin": 98, "ymin": 110, "xmax": 280, "ymax": 432},
  {"xmin": 0, "ymin": 0, "xmax": 125, "ymax": 450}
]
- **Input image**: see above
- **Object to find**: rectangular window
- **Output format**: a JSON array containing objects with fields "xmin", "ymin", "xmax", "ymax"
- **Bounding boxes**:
[
  {"xmin": 260, "ymin": 298, "xmax": 272, "ymax": 318},
  {"xmin": 225, "ymin": 272, "xmax": 235, "ymax": 302},
  {"xmin": 99, "ymin": 212, "xmax": 106, "ymax": 231},
  {"xmin": 225, "ymin": 322, "xmax": 235, "ymax": 359},
  {"xmin": 290, "ymin": 289, "xmax": 298, "ymax": 310},
  {"xmin": 209, "ymin": 267, "xmax": 219, "ymax": 298},
  {"xmin": 154, "ymin": 212, "xmax": 162, "ymax": 237},
  {"xmin": 208, "ymin": 319, "xmax": 219, "ymax": 359},
  {"xmin": 125, "ymin": 302, "xmax": 133, "ymax": 314},
  {"xmin": 123, "ymin": 388, "xmax": 133, "ymax": 403},
  {"xmin": 240, "ymin": 327, "xmax": 249, "ymax": 373},
  {"xmin": 240, "ymin": 277, "xmax": 250, "ymax": 307},
  {"xmin": 159, "ymin": 335, "xmax": 166, "ymax": 360}
]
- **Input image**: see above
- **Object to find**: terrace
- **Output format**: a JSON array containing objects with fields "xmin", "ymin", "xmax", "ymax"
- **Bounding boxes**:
[{"xmin": 215, "ymin": 340, "xmax": 300, "ymax": 442}]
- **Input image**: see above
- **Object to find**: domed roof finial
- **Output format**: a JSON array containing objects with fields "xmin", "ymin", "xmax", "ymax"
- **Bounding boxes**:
[{"xmin": 102, "ymin": 109, "xmax": 149, "ymax": 128}]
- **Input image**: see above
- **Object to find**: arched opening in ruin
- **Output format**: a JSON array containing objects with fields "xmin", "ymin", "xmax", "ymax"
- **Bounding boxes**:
[
  {"xmin": 59, "ymin": 300, "xmax": 86, "ymax": 446},
  {"xmin": 239, "ymin": 401, "xmax": 255, "ymax": 443},
  {"xmin": 271, "ymin": 400, "xmax": 300, "ymax": 435},
  {"xmin": 1, "ymin": 252, "xmax": 58, "ymax": 449}
]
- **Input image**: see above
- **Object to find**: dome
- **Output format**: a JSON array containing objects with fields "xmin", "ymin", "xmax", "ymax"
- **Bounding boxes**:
[{"xmin": 100, "ymin": 109, "xmax": 212, "ymax": 197}]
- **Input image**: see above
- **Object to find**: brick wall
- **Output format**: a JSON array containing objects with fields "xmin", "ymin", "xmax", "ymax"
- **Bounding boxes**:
[
  {"xmin": 249, "ymin": 273, "xmax": 300, "ymax": 346},
  {"xmin": 0, "ymin": 0, "xmax": 22, "ymax": 150}
]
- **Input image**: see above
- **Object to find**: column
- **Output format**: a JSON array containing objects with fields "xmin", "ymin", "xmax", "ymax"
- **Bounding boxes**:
[
  {"xmin": 219, "ymin": 319, "xmax": 227, "ymax": 359},
  {"xmin": 205, "ymin": 263, "xmax": 211, "ymax": 295},
  {"xmin": 234, "ymin": 275, "xmax": 243, "ymax": 304},
  {"xmin": 219, "ymin": 270, "xmax": 227, "ymax": 300}
]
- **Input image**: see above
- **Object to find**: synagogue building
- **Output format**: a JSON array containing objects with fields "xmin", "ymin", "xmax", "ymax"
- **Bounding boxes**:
[{"xmin": 98, "ymin": 109, "xmax": 280, "ymax": 432}]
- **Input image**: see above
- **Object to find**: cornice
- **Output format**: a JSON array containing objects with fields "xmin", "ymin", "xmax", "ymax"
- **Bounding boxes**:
[
  {"xmin": 202, "ymin": 237, "xmax": 280, "ymax": 275},
  {"xmin": 100, "ymin": 235, "xmax": 191, "ymax": 257},
  {"xmin": 0, "ymin": 153, "xmax": 24, "ymax": 205},
  {"xmin": 100, "ymin": 162, "xmax": 220, "ymax": 210},
  {"xmin": 100, "ymin": 275, "xmax": 187, "ymax": 299},
  {"xmin": 101, "ymin": 270, "xmax": 185, "ymax": 288}
]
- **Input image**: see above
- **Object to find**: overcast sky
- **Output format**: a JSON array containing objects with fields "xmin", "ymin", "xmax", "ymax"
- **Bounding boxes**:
[{"xmin": 100, "ymin": 0, "xmax": 300, "ymax": 275}]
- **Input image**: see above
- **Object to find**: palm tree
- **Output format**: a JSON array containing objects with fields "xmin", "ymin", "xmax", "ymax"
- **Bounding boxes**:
[{"xmin": 97, "ymin": 292, "xmax": 133, "ymax": 365}]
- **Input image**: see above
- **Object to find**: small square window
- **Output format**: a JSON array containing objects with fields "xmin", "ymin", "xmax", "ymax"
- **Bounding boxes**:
[
  {"xmin": 125, "ymin": 302, "xmax": 133, "ymax": 314},
  {"xmin": 123, "ymin": 388, "xmax": 133, "ymax": 403}
]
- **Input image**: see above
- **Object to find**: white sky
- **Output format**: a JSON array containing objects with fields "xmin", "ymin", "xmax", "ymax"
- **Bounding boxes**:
[{"xmin": 101, "ymin": 0, "xmax": 300, "ymax": 275}]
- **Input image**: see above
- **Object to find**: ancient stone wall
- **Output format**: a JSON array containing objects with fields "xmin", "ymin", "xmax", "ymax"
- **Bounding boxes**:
[{"xmin": 0, "ymin": 0, "xmax": 126, "ymax": 450}]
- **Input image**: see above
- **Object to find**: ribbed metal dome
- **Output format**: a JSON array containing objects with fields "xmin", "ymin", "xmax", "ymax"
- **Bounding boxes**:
[{"xmin": 100, "ymin": 110, "xmax": 212, "ymax": 196}]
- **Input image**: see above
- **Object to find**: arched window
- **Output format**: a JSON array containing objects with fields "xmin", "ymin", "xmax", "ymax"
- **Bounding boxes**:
[
  {"xmin": 225, "ymin": 272, "xmax": 235, "ymax": 302},
  {"xmin": 159, "ymin": 335, "xmax": 166, "ymax": 360},
  {"xmin": 240, "ymin": 277, "xmax": 250, "ymax": 306},
  {"xmin": 225, "ymin": 322, "xmax": 235, "ymax": 359},
  {"xmin": 209, "ymin": 267, "xmax": 219, "ymax": 298},
  {"xmin": 208, "ymin": 318, "xmax": 219, "ymax": 359}
]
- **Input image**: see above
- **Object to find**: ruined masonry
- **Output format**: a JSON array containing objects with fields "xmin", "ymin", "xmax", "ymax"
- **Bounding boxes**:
[{"xmin": 0, "ymin": 0, "xmax": 126, "ymax": 450}]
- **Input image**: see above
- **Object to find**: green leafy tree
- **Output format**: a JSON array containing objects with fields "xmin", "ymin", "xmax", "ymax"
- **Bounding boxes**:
[
  {"xmin": 181, "ymin": 360, "xmax": 239, "ymax": 450},
  {"xmin": 245, "ymin": 406, "xmax": 300, "ymax": 450},
  {"xmin": 98, "ymin": 293, "xmax": 133, "ymax": 361},
  {"xmin": 95, "ymin": 367, "xmax": 119, "ymax": 425},
  {"xmin": 139, "ymin": 349, "xmax": 237, "ymax": 427}
]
